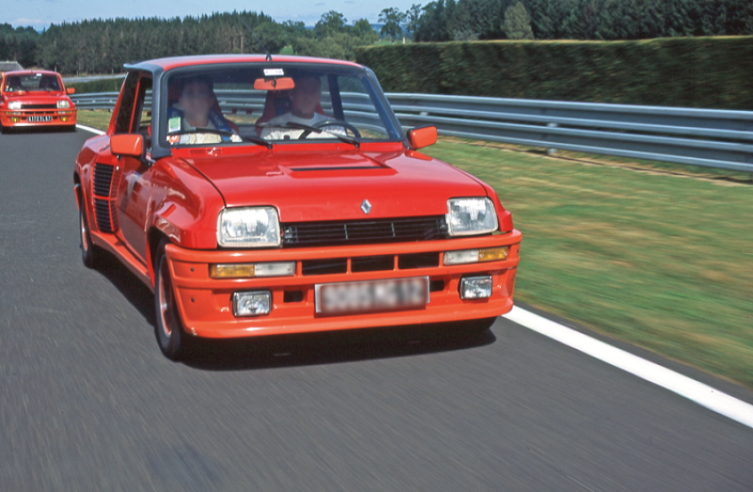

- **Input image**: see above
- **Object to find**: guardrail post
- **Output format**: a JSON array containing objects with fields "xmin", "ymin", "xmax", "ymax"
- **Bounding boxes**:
[{"xmin": 547, "ymin": 123, "xmax": 558, "ymax": 155}]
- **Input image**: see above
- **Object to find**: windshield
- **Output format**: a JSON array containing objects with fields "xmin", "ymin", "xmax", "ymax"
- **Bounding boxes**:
[
  {"xmin": 163, "ymin": 64, "xmax": 402, "ymax": 147},
  {"xmin": 3, "ymin": 74, "xmax": 62, "ymax": 92}
]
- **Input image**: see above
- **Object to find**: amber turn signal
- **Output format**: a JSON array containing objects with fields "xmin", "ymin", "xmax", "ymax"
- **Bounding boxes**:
[
  {"xmin": 444, "ymin": 246, "xmax": 509, "ymax": 265},
  {"xmin": 209, "ymin": 262, "xmax": 295, "ymax": 279},
  {"xmin": 210, "ymin": 264, "xmax": 256, "ymax": 278},
  {"xmin": 478, "ymin": 247, "xmax": 509, "ymax": 262}
]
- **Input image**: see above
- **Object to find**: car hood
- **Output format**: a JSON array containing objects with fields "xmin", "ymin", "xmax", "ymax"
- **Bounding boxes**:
[{"xmin": 181, "ymin": 148, "xmax": 488, "ymax": 223}]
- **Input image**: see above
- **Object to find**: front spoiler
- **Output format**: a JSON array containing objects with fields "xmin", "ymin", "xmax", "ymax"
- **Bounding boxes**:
[{"xmin": 164, "ymin": 230, "xmax": 522, "ymax": 338}]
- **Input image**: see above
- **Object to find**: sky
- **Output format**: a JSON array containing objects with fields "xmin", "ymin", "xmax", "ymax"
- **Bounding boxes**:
[{"xmin": 5, "ymin": 0, "xmax": 422, "ymax": 30}]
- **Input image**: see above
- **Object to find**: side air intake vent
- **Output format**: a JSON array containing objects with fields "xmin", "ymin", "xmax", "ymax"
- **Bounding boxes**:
[
  {"xmin": 93, "ymin": 163, "xmax": 114, "ymax": 197},
  {"xmin": 92, "ymin": 163, "xmax": 121, "ymax": 233}
]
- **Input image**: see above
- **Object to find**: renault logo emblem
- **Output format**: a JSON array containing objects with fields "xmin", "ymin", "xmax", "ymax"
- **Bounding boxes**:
[{"xmin": 361, "ymin": 199, "xmax": 372, "ymax": 215}]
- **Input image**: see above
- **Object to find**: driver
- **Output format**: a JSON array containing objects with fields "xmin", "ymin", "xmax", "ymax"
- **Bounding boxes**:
[
  {"xmin": 261, "ymin": 73, "xmax": 344, "ymax": 140},
  {"xmin": 167, "ymin": 75, "xmax": 240, "ymax": 145}
]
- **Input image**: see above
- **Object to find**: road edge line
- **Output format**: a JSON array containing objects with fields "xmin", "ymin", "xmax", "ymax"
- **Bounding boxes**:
[
  {"xmin": 76, "ymin": 124, "xmax": 105, "ymax": 135},
  {"xmin": 503, "ymin": 306, "xmax": 753, "ymax": 429}
]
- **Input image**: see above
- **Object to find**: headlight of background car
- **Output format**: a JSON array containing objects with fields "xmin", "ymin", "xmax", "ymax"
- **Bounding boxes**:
[
  {"xmin": 218, "ymin": 207, "xmax": 281, "ymax": 248},
  {"xmin": 8, "ymin": 101, "xmax": 22, "ymax": 110},
  {"xmin": 57, "ymin": 100, "xmax": 70, "ymax": 109},
  {"xmin": 446, "ymin": 198, "xmax": 499, "ymax": 236}
]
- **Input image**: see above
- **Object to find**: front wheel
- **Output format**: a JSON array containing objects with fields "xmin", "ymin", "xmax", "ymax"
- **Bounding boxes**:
[
  {"xmin": 79, "ymin": 206, "xmax": 103, "ymax": 268},
  {"xmin": 154, "ymin": 239, "xmax": 187, "ymax": 360}
]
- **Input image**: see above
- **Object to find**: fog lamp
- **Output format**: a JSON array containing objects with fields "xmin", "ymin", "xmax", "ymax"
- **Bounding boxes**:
[
  {"xmin": 210, "ymin": 262, "xmax": 295, "ymax": 279},
  {"xmin": 61, "ymin": 117, "xmax": 68, "ymax": 122},
  {"xmin": 459, "ymin": 275, "xmax": 493, "ymax": 300},
  {"xmin": 233, "ymin": 291, "xmax": 272, "ymax": 317},
  {"xmin": 11, "ymin": 117, "xmax": 19, "ymax": 123},
  {"xmin": 444, "ymin": 247, "xmax": 508, "ymax": 265}
]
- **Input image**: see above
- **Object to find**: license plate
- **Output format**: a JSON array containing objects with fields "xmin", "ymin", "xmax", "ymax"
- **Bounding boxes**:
[
  {"xmin": 28, "ymin": 116, "xmax": 52, "ymax": 122},
  {"xmin": 315, "ymin": 277, "xmax": 429, "ymax": 315}
]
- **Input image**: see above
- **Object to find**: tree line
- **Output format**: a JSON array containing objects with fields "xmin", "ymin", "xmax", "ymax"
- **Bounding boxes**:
[
  {"xmin": 1, "ymin": 0, "xmax": 751, "ymax": 75},
  {"xmin": 1, "ymin": 12, "xmax": 377, "ymax": 75},
  {"xmin": 410, "ymin": 0, "xmax": 753, "ymax": 41}
]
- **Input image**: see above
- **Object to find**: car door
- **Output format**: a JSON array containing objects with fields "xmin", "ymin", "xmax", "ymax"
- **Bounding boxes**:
[{"xmin": 114, "ymin": 73, "xmax": 153, "ymax": 264}]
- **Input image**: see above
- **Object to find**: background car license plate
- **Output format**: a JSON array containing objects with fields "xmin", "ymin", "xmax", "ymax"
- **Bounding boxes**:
[
  {"xmin": 28, "ymin": 116, "xmax": 52, "ymax": 122},
  {"xmin": 315, "ymin": 277, "xmax": 429, "ymax": 314}
]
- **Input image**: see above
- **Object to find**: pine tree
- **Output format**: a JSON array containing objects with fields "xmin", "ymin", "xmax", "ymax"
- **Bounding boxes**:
[{"xmin": 502, "ymin": 2, "xmax": 534, "ymax": 39}]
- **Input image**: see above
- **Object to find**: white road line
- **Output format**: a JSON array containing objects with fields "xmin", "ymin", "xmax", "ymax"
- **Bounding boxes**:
[
  {"xmin": 503, "ymin": 306, "xmax": 753, "ymax": 429},
  {"xmin": 76, "ymin": 124, "xmax": 105, "ymax": 135}
]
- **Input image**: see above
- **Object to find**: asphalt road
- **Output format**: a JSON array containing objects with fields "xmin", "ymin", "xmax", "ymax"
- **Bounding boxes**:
[{"xmin": 1, "ymin": 127, "xmax": 752, "ymax": 491}]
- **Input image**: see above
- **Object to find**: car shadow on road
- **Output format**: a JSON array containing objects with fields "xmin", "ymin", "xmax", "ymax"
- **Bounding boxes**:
[
  {"xmin": 1, "ymin": 126, "xmax": 76, "ymax": 135},
  {"xmin": 94, "ymin": 249, "xmax": 497, "ymax": 372},
  {"xmin": 94, "ymin": 250, "xmax": 157, "ymax": 327},
  {"xmin": 182, "ymin": 324, "xmax": 496, "ymax": 372}
]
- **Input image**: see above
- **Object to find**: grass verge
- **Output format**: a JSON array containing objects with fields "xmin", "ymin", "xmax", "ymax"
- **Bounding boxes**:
[
  {"xmin": 76, "ymin": 110, "xmax": 111, "ymax": 131},
  {"xmin": 425, "ymin": 137, "xmax": 753, "ymax": 388}
]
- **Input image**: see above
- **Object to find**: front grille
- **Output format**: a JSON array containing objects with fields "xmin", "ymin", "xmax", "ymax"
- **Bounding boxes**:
[
  {"xmin": 94, "ymin": 199, "xmax": 114, "ymax": 233},
  {"xmin": 93, "ymin": 163, "xmax": 114, "ymax": 197},
  {"xmin": 21, "ymin": 104, "xmax": 57, "ymax": 109},
  {"xmin": 301, "ymin": 258, "xmax": 348, "ymax": 276},
  {"xmin": 282, "ymin": 216, "xmax": 448, "ymax": 248},
  {"xmin": 351, "ymin": 255, "xmax": 394, "ymax": 273},
  {"xmin": 398, "ymin": 252, "xmax": 440, "ymax": 270}
]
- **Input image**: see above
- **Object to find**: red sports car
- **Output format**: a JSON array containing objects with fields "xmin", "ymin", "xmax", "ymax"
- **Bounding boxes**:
[
  {"xmin": 73, "ymin": 55, "xmax": 521, "ymax": 359},
  {"xmin": 0, "ymin": 70, "xmax": 77, "ymax": 132}
]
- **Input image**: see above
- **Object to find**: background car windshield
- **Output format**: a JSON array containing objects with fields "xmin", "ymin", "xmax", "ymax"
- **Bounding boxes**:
[
  {"xmin": 164, "ymin": 65, "xmax": 402, "ymax": 146},
  {"xmin": 4, "ymin": 75, "xmax": 61, "ymax": 92}
]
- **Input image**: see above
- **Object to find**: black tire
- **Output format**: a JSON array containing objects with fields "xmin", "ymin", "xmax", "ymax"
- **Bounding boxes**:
[
  {"xmin": 79, "ymin": 205, "xmax": 103, "ymax": 268},
  {"xmin": 153, "ymin": 238, "xmax": 186, "ymax": 360}
]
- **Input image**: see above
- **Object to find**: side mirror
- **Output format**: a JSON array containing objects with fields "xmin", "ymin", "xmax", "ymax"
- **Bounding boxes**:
[
  {"xmin": 111, "ymin": 134, "xmax": 144, "ymax": 159},
  {"xmin": 253, "ymin": 77, "xmax": 295, "ymax": 91},
  {"xmin": 66, "ymin": 87, "xmax": 76, "ymax": 95},
  {"xmin": 407, "ymin": 125, "xmax": 437, "ymax": 150}
]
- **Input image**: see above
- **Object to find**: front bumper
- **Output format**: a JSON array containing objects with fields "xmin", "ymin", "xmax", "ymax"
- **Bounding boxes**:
[
  {"xmin": 1, "ymin": 109, "xmax": 77, "ymax": 127},
  {"xmin": 165, "ymin": 230, "xmax": 521, "ymax": 338}
]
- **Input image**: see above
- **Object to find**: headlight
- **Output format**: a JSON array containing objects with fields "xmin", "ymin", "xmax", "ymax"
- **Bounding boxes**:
[
  {"xmin": 8, "ymin": 101, "xmax": 22, "ymax": 110},
  {"xmin": 57, "ymin": 100, "xmax": 70, "ymax": 109},
  {"xmin": 218, "ymin": 207, "xmax": 280, "ymax": 248},
  {"xmin": 446, "ymin": 198, "xmax": 498, "ymax": 236}
]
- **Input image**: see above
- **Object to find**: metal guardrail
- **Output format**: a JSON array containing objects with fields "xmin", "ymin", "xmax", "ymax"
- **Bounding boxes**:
[{"xmin": 71, "ymin": 91, "xmax": 753, "ymax": 173}]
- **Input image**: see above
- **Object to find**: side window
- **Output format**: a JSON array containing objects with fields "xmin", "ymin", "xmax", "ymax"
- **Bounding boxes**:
[
  {"xmin": 131, "ymin": 76, "xmax": 153, "ymax": 133},
  {"xmin": 114, "ymin": 72, "xmax": 140, "ymax": 134}
]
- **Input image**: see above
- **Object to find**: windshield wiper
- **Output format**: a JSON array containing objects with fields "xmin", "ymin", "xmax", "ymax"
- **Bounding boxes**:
[
  {"xmin": 169, "ymin": 128, "xmax": 272, "ymax": 148},
  {"xmin": 261, "ymin": 122, "xmax": 360, "ymax": 147}
]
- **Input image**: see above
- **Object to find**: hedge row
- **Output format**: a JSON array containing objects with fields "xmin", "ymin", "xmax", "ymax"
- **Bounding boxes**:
[
  {"xmin": 355, "ymin": 37, "xmax": 753, "ymax": 110},
  {"xmin": 65, "ymin": 77, "xmax": 124, "ymax": 94}
]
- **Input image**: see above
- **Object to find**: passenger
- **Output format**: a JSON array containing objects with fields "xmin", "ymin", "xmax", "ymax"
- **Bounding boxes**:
[
  {"xmin": 5, "ymin": 76, "xmax": 22, "ymax": 92},
  {"xmin": 261, "ymin": 74, "xmax": 344, "ymax": 140},
  {"xmin": 167, "ymin": 75, "xmax": 239, "ymax": 144}
]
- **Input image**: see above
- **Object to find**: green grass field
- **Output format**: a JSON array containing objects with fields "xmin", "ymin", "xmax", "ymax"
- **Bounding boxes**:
[
  {"xmin": 424, "ymin": 139, "xmax": 753, "ymax": 388},
  {"xmin": 76, "ymin": 110, "xmax": 112, "ymax": 131},
  {"xmin": 75, "ymin": 110, "xmax": 753, "ymax": 387}
]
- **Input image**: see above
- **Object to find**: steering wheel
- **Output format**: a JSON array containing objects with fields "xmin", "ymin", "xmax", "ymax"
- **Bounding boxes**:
[{"xmin": 298, "ymin": 120, "xmax": 362, "ymax": 140}]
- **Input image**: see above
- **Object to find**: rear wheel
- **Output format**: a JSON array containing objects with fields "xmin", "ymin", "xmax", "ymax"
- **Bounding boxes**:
[
  {"xmin": 154, "ymin": 239, "xmax": 186, "ymax": 360},
  {"xmin": 79, "ymin": 205, "xmax": 103, "ymax": 268}
]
